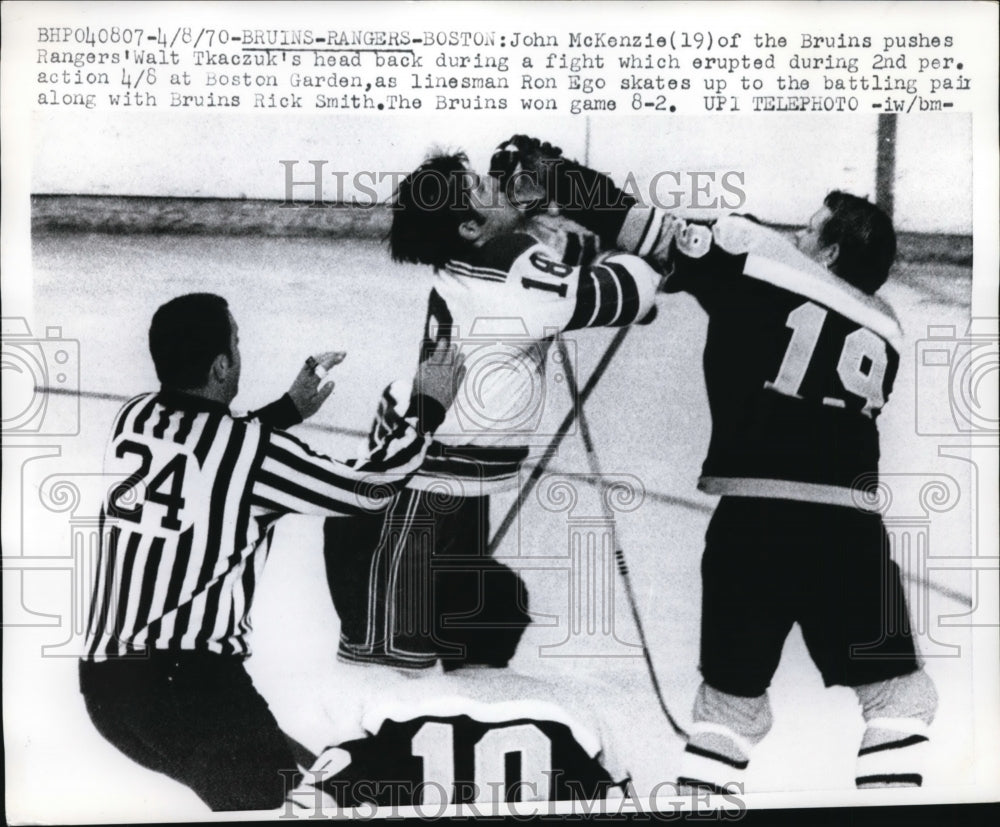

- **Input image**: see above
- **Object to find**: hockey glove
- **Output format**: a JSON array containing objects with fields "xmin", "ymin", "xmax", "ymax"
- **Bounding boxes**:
[{"xmin": 491, "ymin": 134, "xmax": 636, "ymax": 249}]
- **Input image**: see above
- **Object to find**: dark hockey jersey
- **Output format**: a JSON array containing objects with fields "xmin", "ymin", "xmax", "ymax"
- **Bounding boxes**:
[
  {"xmin": 304, "ymin": 669, "xmax": 625, "ymax": 807},
  {"xmin": 633, "ymin": 212, "xmax": 903, "ymax": 507}
]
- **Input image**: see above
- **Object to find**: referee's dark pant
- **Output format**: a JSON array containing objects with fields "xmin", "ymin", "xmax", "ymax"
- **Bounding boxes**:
[{"xmin": 79, "ymin": 652, "xmax": 299, "ymax": 811}]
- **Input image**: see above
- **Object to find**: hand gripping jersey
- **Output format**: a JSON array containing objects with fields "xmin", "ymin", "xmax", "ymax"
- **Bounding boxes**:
[
  {"xmin": 624, "ymin": 210, "xmax": 903, "ymax": 507},
  {"xmin": 303, "ymin": 669, "xmax": 627, "ymax": 808},
  {"xmin": 376, "ymin": 221, "xmax": 660, "ymax": 494},
  {"xmin": 432, "ymin": 228, "xmax": 659, "ymax": 446}
]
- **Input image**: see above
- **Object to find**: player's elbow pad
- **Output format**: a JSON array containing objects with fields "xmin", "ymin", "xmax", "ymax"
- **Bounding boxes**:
[{"xmin": 603, "ymin": 253, "xmax": 662, "ymax": 323}]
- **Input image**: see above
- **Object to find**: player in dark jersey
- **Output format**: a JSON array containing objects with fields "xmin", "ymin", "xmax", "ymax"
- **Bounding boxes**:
[
  {"xmin": 656, "ymin": 199, "xmax": 938, "ymax": 793},
  {"xmin": 328, "ymin": 148, "xmax": 663, "ymax": 670},
  {"xmin": 505, "ymin": 137, "xmax": 938, "ymax": 791},
  {"xmin": 293, "ymin": 562, "xmax": 626, "ymax": 811}
]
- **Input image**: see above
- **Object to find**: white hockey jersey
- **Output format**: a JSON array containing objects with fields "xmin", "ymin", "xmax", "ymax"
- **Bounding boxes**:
[{"xmin": 363, "ymin": 218, "xmax": 662, "ymax": 493}]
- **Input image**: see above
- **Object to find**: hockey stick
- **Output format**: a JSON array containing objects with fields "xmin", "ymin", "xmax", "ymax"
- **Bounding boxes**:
[
  {"xmin": 553, "ymin": 337, "xmax": 689, "ymax": 741},
  {"xmin": 487, "ymin": 325, "xmax": 633, "ymax": 555}
]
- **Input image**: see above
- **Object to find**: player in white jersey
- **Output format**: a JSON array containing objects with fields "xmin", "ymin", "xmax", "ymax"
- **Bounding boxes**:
[{"xmin": 329, "ymin": 147, "xmax": 664, "ymax": 669}]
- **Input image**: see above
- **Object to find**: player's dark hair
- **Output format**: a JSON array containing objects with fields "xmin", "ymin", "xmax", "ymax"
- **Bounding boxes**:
[
  {"xmin": 149, "ymin": 293, "xmax": 233, "ymax": 389},
  {"xmin": 820, "ymin": 190, "xmax": 896, "ymax": 294},
  {"xmin": 437, "ymin": 560, "xmax": 531, "ymax": 671},
  {"xmin": 389, "ymin": 151, "xmax": 485, "ymax": 269}
]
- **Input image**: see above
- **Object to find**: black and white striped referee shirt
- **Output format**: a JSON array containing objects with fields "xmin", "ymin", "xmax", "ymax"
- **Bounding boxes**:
[{"xmin": 84, "ymin": 390, "xmax": 426, "ymax": 661}]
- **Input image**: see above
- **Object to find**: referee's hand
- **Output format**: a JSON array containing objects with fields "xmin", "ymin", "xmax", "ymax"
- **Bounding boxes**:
[{"xmin": 287, "ymin": 351, "xmax": 346, "ymax": 419}]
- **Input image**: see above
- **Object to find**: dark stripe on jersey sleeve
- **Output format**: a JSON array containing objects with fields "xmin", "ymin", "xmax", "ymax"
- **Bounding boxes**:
[
  {"xmin": 256, "ymin": 469, "xmax": 370, "ymax": 516},
  {"xmin": 173, "ymin": 409, "xmax": 196, "ymax": 444},
  {"xmin": 113, "ymin": 395, "xmax": 152, "ymax": 441},
  {"xmin": 638, "ymin": 208, "xmax": 657, "ymax": 253},
  {"xmin": 193, "ymin": 412, "xmax": 223, "ymax": 467},
  {"xmin": 271, "ymin": 429, "xmax": 337, "ymax": 463},
  {"xmin": 590, "ymin": 266, "xmax": 623, "ymax": 328},
  {"xmin": 562, "ymin": 232, "xmax": 581, "ymax": 266},
  {"xmin": 130, "ymin": 535, "xmax": 165, "ymax": 641},
  {"xmin": 85, "ymin": 506, "xmax": 107, "ymax": 639},
  {"xmin": 581, "ymin": 233, "xmax": 597, "ymax": 266},
  {"xmin": 470, "ymin": 233, "xmax": 537, "ymax": 273},
  {"xmin": 566, "ymin": 267, "xmax": 599, "ymax": 331},
  {"xmin": 152, "ymin": 407, "xmax": 173, "ymax": 439},
  {"xmin": 231, "ymin": 428, "xmax": 269, "ymax": 571},
  {"xmin": 87, "ymin": 524, "xmax": 120, "ymax": 659},
  {"xmin": 370, "ymin": 419, "xmax": 392, "ymax": 453},
  {"xmin": 250, "ymin": 492, "xmax": 292, "ymax": 515},
  {"xmin": 147, "ymin": 523, "xmax": 194, "ymax": 647},
  {"xmin": 110, "ymin": 531, "xmax": 143, "ymax": 649},
  {"xmin": 131, "ymin": 396, "xmax": 159, "ymax": 435},
  {"xmin": 267, "ymin": 441, "xmax": 364, "ymax": 493},
  {"xmin": 383, "ymin": 432, "xmax": 425, "ymax": 470},
  {"xmin": 646, "ymin": 212, "xmax": 666, "ymax": 256},
  {"xmin": 604, "ymin": 261, "xmax": 642, "ymax": 326},
  {"xmin": 197, "ymin": 421, "xmax": 247, "ymax": 592},
  {"xmin": 361, "ymin": 428, "xmax": 424, "ymax": 474},
  {"xmin": 370, "ymin": 387, "xmax": 398, "ymax": 446}
]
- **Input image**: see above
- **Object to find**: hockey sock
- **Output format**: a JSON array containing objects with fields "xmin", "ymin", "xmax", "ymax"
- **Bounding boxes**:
[
  {"xmin": 677, "ymin": 682, "xmax": 772, "ymax": 794},
  {"xmin": 853, "ymin": 669, "xmax": 938, "ymax": 788}
]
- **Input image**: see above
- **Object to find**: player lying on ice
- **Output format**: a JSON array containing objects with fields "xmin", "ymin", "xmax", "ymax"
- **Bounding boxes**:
[
  {"xmin": 500, "ymin": 135, "xmax": 937, "ymax": 792},
  {"xmin": 291, "ymin": 561, "xmax": 629, "ymax": 812}
]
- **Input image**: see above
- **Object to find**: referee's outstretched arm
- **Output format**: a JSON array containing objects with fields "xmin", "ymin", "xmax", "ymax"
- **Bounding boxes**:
[
  {"xmin": 84, "ymin": 294, "xmax": 457, "ymax": 661},
  {"xmin": 80, "ymin": 294, "xmax": 464, "ymax": 813}
]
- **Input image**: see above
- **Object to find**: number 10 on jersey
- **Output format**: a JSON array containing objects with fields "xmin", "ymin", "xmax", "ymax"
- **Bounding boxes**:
[{"xmin": 412, "ymin": 722, "xmax": 552, "ymax": 805}]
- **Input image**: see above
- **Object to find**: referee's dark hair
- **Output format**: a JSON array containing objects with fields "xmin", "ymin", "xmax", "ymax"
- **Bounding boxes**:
[
  {"xmin": 389, "ymin": 151, "xmax": 484, "ymax": 270},
  {"xmin": 821, "ymin": 190, "xmax": 897, "ymax": 295},
  {"xmin": 149, "ymin": 293, "xmax": 233, "ymax": 390}
]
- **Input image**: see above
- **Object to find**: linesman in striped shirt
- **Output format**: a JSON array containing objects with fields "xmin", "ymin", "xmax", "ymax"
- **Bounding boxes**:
[{"xmin": 79, "ymin": 293, "xmax": 456, "ymax": 811}]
